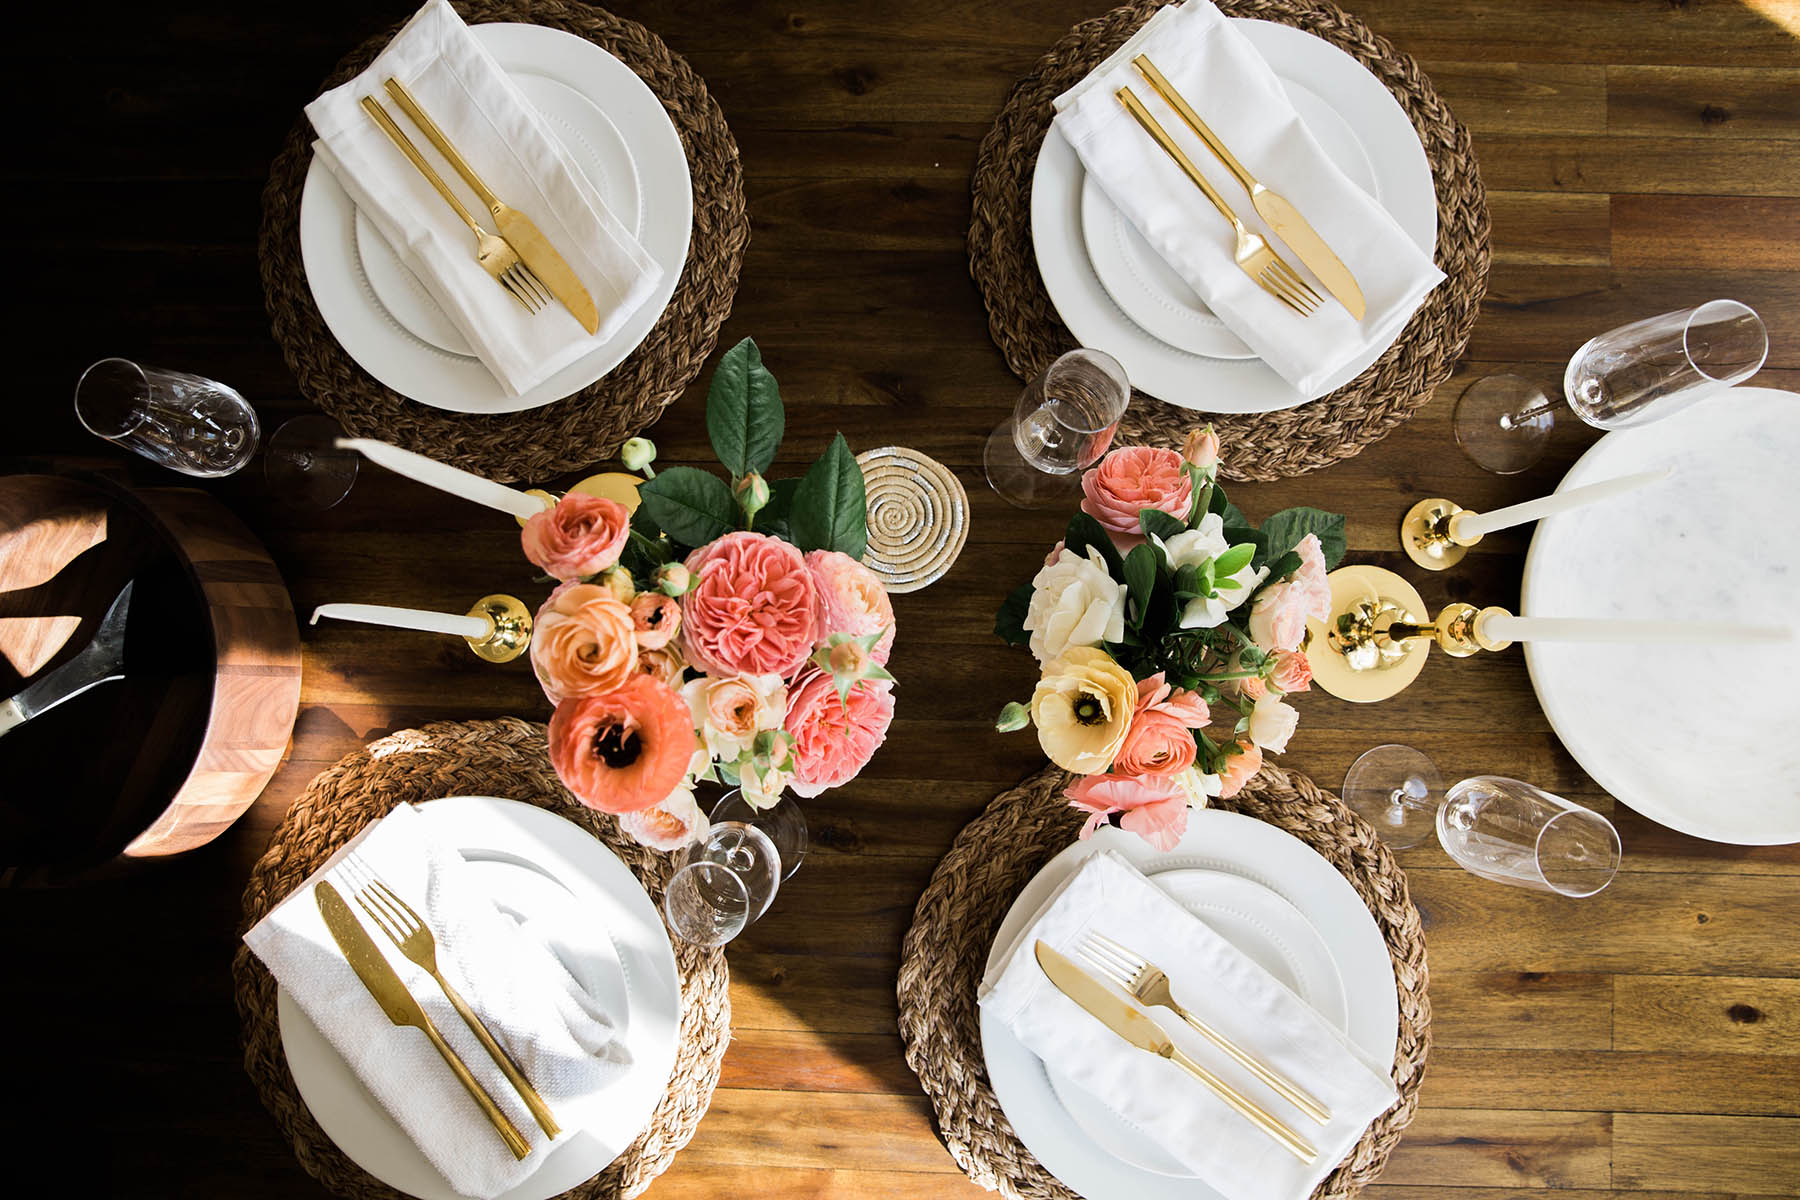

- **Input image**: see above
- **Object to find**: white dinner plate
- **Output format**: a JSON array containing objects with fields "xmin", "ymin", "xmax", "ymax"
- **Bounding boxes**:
[
  {"xmin": 299, "ymin": 23, "xmax": 692, "ymax": 415},
  {"xmin": 981, "ymin": 810, "xmax": 1399, "ymax": 1199},
  {"xmin": 278, "ymin": 796, "xmax": 682, "ymax": 1200},
  {"xmin": 1520, "ymin": 386, "xmax": 1800, "ymax": 844},
  {"xmin": 1031, "ymin": 19, "xmax": 1437, "ymax": 413}
]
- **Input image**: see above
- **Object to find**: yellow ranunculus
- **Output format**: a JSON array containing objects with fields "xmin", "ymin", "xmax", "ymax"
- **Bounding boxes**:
[{"xmin": 1030, "ymin": 647, "xmax": 1139, "ymax": 774}]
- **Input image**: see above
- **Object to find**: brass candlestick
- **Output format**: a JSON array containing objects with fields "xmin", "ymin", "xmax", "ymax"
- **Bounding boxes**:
[
  {"xmin": 1303, "ymin": 566, "xmax": 1512, "ymax": 702},
  {"xmin": 1400, "ymin": 498, "xmax": 1484, "ymax": 571},
  {"xmin": 465, "ymin": 594, "xmax": 533, "ymax": 663},
  {"xmin": 515, "ymin": 473, "xmax": 643, "ymax": 528}
]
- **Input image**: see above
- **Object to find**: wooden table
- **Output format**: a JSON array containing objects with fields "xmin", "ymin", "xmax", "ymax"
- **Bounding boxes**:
[{"xmin": 7, "ymin": 0, "xmax": 1798, "ymax": 1195}]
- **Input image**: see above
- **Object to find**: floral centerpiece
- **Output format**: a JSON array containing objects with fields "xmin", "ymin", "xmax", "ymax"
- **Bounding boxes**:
[
  {"xmin": 993, "ymin": 430, "xmax": 1344, "ymax": 850},
  {"xmin": 521, "ymin": 338, "xmax": 897, "ymax": 850}
]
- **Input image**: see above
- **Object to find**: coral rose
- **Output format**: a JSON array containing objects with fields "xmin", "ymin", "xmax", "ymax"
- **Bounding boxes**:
[
  {"xmin": 1030, "ymin": 647, "xmax": 1138, "ymax": 774},
  {"xmin": 617, "ymin": 782, "xmax": 704, "ymax": 851},
  {"xmin": 1267, "ymin": 649, "xmax": 1313, "ymax": 694},
  {"xmin": 531, "ymin": 583, "xmax": 638, "ymax": 703},
  {"xmin": 1066, "ymin": 773, "xmax": 1191, "ymax": 852},
  {"xmin": 1217, "ymin": 739, "xmax": 1263, "ymax": 799},
  {"xmin": 681, "ymin": 532, "xmax": 818, "ymax": 678},
  {"xmin": 782, "ymin": 669, "xmax": 895, "ymax": 797},
  {"xmin": 1079, "ymin": 446, "xmax": 1193, "ymax": 549},
  {"xmin": 682, "ymin": 673, "xmax": 786, "ymax": 761},
  {"xmin": 630, "ymin": 592, "xmax": 682, "ymax": 651},
  {"xmin": 521, "ymin": 493, "xmax": 629, "ymax": 582},
  {"xmin": 806, "ymin": 550, "xmax": 896, "ymax": 664},
  {"xmin": 548, "ymin": 676, "xmax": 696, "ymax": 813}
]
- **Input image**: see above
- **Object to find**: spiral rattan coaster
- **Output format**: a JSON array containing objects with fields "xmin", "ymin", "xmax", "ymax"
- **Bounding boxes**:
[
  {"xmin": 232, "ymin": 718, "xmax": 729, "ymax": 1200},
  {"xmin": 259, "ymin": 0, "xmax": 748, "ymax": 484},
  {"xmin": 898, "ymin": 762, "xmax": 1430, "ymax": 1199},
  {"xmin": 855, "ymin": 446, "xmax": 971, "ymax": 593},
  {"xmin": 970, "ymin": 0, "xmax": 1490, "ymax": 482}
]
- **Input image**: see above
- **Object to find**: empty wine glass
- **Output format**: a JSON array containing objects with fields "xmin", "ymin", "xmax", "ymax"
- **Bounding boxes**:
[
  {"xmin": 1342, "ymin": 744, "xmax": 1443, "ymax": 850},
  {"xmin": 708, "ymin": 788, "xmax": 807, "ymax": 881},
  {"xmin": 984, "ymin": 348, "xmax": 1130, "ymax": 509},
  {"xmin": 663, "ymin": 814, "xmax": 782, "ymax": 947},
  {"xmin": 75, "ymin": 357, "xmax": 260, "ymax": 477},
  {"xmin": 264, "ymin": 414, "xmax": 360, "ymax": 509},
  {"xmin": 1454, "ymin": 299, "xmax": 1767, "ymax": 474}
]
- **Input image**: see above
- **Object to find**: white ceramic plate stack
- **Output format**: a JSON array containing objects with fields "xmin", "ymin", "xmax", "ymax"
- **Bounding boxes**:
[
  {"xmin": 983, "ymin": 809, "xmax": 1399, "ymax": 1199},
  {"xmin": 1032, "ymin": 20, "xmax": 1437, "ymax": 415},
  {"xmin": 277, "ymin": 796, "xmax": 683, "ymax": 1200},
  {"xmin": 299, "ymin": 23, "xmax": 694, "ymax": 415}
]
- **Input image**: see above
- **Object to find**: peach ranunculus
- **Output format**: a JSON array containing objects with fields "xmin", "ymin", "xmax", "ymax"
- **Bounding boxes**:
[
  {"xmin": 1079, "ymin": 446, "xmax": 1194, "ymax": 549},
  {"xmin": 548, "ymin": 676, "xmax": 696, "ymax": 814},
  {"xmin": 681, "ymin": 673, "xmax": 787, "ymax": 761},
  {"xmin": 633, "ymin": 642, "xmax": 686, "ymax": 687},
  {"xmin": 616, "ymin": 780, "xmax": 704, "ymax": 851},
  {"xmin": 1030, "ymin": 647, "xmax": 1138, "ymax": 774},
  {"xmin": 1111, "ymin": 672, "xmax": 1208, "ymax": 777},
  {"xmin": 531, "ymin": 583, "xmax": 638, "ymax": 704},
  {"xmin": 1066, "ymin": 773, "xmax": 1192, "ymax": 852},
  {"xmin": 782, "ymin": 669, "xmax": 895, "ymax": 798},
  {"xmin": 1247, "ymin": 533, "xmax": 1332, "ymax": 653},
  {"xmin": 681, "ymin": 531, "xmax": 819, "ymax": 678},
  {"xmin": 630, "ymin": 592, "xmax": 682, "ymax": 651},
  {"xmin": 1217, "ymin": 739, "xmax": 1263, "ymax": 798},
  {"xmin": 806, "ymin": 549, "xmax": 895, "ymax": 664},
  {"xmin": 521, "ymin": 493, "xmax": 630, "ymax": 582},
  {"xmin": 1267, "ymin": 648, "xmax": 1313, "ymax": 694}
]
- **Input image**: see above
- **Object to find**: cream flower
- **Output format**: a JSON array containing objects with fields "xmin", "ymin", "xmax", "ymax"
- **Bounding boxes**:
[
  {"xmin": 1247, "ymin": 695, "xmax": 1299, "ymax": 754},
  {"xmin": 1023, "ymin": 546, "xmax": 1128, "ymax": 663},
  {"xmin": 1155, "ymin": 514, "xmax": 1266, "ymax": 629},
  {"xmin": 681, "ymin": 673, "xmax": 787, "ymax": 761},
  {"xmin": 1030, "ymin": 647, "xmax": 1139, "ymax": 774}
]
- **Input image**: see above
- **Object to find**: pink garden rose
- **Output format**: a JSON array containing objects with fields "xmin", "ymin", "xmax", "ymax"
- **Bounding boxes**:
[
  {"xmin": 681, "ymin": 531, "xmax": 819, "ymax": 678},
  {"xmin": 1079, "ymin": 447, "xmax": 1193, "ymax": 548},
  {"xmin": 1216, "ymin": 739, "xmax": 1263, "ymax": 799},
  {"xmin": 806, "ymin": 549, "xmax": 895, "ymax": 664},
  {"xmin": 1267, "ymin": 648, "xmax": 1313, "ymax": 694},
  {"xmin": 1247, "ymin": 533, "xmax": 1332, "ymax": 653},
  {"xmin": 521, "ymin": 493, "xmax": 630, "ymax": 582},
  {"xmin": 1066, "ymin": 773, "xmax": 1191, "ymax": 852},
  {"xmin": 782, "ymin": 668, "xmax": 895, "ymax": 797}
]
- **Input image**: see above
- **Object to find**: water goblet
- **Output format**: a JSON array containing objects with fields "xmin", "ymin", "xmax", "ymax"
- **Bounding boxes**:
[
  {"xmin": 1341, "ymin": 744, "xmax": 1443, "ymax": 850},
  {"xmin": 75, "ymin": 357, "xmax": 260, "ymax": 477},
  {"xmin": 707, "ymin": 788, "xmax": 807, "ymax": 881},
  {"xmin": 983, "ymin": 348, "xmax": 1130, "ymax": 509},
  {"xmin": 663, "ymin": 815, "xmax": 783, "ymax": 947},
  {"xmin": 264, "ymin": 414, "xmax": 361, "ymax": 510}
]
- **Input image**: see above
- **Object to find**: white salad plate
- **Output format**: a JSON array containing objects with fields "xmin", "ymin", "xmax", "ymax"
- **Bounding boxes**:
[
  {"xmin": 982, "ymin": 810, "xmax": 1399, "ymax": 1199},
  {"xmin": 1521, "ymin": 386, "xmax": 1800, "ymax": 845},
  {"xmin": 1031, "ymin": 19, "xmax": 1437, "ymax": 413},
  {"xmin": 278, "ymin": 795, "xmax": 681, "ymax": 1200},
  {"xmin": 299, "ymin": 23, "xmax": 692, "ymax": 414}
]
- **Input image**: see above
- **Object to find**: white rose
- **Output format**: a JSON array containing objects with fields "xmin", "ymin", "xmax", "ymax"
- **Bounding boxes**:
[
  {"xmin": 681, "ymin": 673, "xmax": 787, "ymax": 760},
  {"xmin": 1247, "ymin": 695, "xmax": 1299, "ymax": 754},
  {"xmin": 1172, "ymin": 765, "xmax": 1222, "ymax": 807},
  {"xmin": 1156, "ymin": 515, "xmax": 1267, "ymax": 629},
  {"xmin": 1023, "ymin": 546, "xmax": 1127, "ymax": 663}
]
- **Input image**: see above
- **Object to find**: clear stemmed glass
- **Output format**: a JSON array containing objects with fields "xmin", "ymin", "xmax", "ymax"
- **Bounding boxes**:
[
  {"xmin": 74, "ymin": 357, "xmax": 260, "ymax": 477},
  {"xmin": 1341, "ymin": 744, "xmax": 1444, "ymax": 850},
  {"xmin": 707, "ymin": 788, "xmax": 807, "ymax": 881},
  {"xmin": 984, "ymin": 348, "xmax": 1131, "ymax": 509},
  {"xmin": 1453, "ymin": 299, "xmax": 1768, "ymax": 474},
  {"xmin": 264, "ymin": 414, "xmax": 361, "ymax": 510},
  {"xmin": 663, "ymin": 814, "xmax": 783, "ymax": 947}
]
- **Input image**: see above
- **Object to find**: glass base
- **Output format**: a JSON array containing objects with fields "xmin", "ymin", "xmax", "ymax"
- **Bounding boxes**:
[
  {"xmin": 711, "ymin": 790, "xmax": 808, "ymax": 881},
  {"xmin": 265, "ymin": 414, "xmax": 359, "ymax": 509},
  {"xmin": 1342, "ymin": 744, "xmax": 1443, "ymax": 850},
  {"xmin": 1452, "ymin": 374, "xmax": 1556, "ymax": 475},
  {"xmin": 983, "ymin": 420, "xmax": 1082, "ymax": 509}
]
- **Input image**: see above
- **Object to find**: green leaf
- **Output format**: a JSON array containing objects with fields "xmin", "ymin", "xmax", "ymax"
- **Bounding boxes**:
[
  {"xmin": 1259, "ymin": 506, "xmax": 1347, "ymax": 570},
  {"xmin": 1139, "ymin": 508, "xmax": 1188, "ymax": 545},
  {"xmin": 1210, "ymin": 486, "xmax": 1241, "ymax": 522},
  {"xmin": 757, "ymin": 476, "xmax": 803, "ymax": 542},
  {"xmin": 705, "ymin": 337, "xmax": 785, "ymax": 477},
  {"xmin": 1123, "ymin": 544, "xmax": 1158, "ymax": 630},
  {"xmin": 1065, "ymin": 512, "xmax": 1123, "ymax": 576},
  {"xmin": 790, "ymin": 434, "xmax": 868, "ymax": 558},
  {"xmin": 1214, "ymin": 543, "xmax": 1255, "ymax": 578},
  {"xmin": 1174, "ymin": 563, "xmax": 1202, "ymax": 599},
  {"xmin": 1260, "ymin": 550, "xmax": 1302, "ymax": 588},
  {"xmin": 637, "ymin": 466, "xmax": 737, "ymax": 549},
  {"xmin": 994, "ymin": 581, "xmax": 1035, "ymax": 647},
  {"xmin": 620, "ymin": 527, "xmax": 674, "ymax": 579}
]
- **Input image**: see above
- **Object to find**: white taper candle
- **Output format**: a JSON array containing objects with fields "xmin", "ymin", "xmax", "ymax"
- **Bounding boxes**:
[
  {"xmin": 1452, "ymin": 468, "xmax": 1673, "ymax": 540},
  {"xmin": 1477, "ymin": 613, "xmax": 1793, "ymax": 646},
  {"xmin": 335, "ymin": 438, "xmax": 552, "ymax": 520},
  {"xmin": 310, "ymin": 603, "xmax": 491, "ymax": 640}
]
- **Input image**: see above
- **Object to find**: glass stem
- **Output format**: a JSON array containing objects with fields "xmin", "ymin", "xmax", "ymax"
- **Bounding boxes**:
[{"xmin": 1499, "ymin": 394, "xmax": 1563, "ymax": 429}]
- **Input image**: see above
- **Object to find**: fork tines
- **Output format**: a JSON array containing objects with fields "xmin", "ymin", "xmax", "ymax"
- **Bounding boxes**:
[
  {"xmin": 1261, "ymin": 256, "xmax": 1323, "ymax": 316},
  {"xmin": 501, "ymin": 264, "xmax": 551, "ymax": 314},
  {"xmin": 1078, "ymin": 930, "xmax": 1149, "ymax": 987},
  {"xmin": 339, "ymin": 852, "xmax": 421, "ymax": 942}
]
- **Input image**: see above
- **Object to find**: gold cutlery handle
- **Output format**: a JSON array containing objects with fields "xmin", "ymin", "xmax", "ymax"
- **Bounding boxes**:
[
  {"xmin": 384, "ymin": 77, "xmax": 501, "ymax": 213},
  {"xmin": 435, "ymin": 973, "xmax": 562, "ymax": 1139},
  {"xmin": 1172, "ymin": 1005, "xmax": 1333, "ymax": 1125},
  {"xmin": 1132, "ymin": 55, "xmax": 1257, "ymax": 197},
  {"xmin": 1168, "ymin": 1044, "xmax": 1318, "ymax": 1163},
  {"xmin": 1116, "ymin": 88, "xmax": 1242, "ymax": 233},
  {"xmin": 360, "ymin": 95, "xmax": 486, "ymax": 237},
  {"xmin": 417, "ymin": 1014, "xmax": 533, "ymax": 1160}
]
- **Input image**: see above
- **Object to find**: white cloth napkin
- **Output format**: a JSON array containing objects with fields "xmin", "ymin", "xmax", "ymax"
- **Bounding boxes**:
[
  {"xmin": 305, "ymin": 0, "xmax": 663, "ymax": 396},
  {"xmin": 1052, "ymin": 0, "xmax": 1445, "ymax": 395},
  {"xmin": 979, "ymin": 850, "xmax": 1398, "ymax": 1200},
  {"xmin": 243, "ymin": 802, "xmax": 632, "ymax": 1200}
]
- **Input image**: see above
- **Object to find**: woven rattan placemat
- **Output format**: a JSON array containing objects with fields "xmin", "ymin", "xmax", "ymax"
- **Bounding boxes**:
[
  {"xmin": 259, "ymin": 0, "xmax": 748, "ymax": 483},
  {"xmin": 898, "ymin": 763, "xmax": 1430, "ymax": 1199},
  {"xmin": 969, "ymin": 0, "xmax": 1490, "ymax": 481},
  {"xmin": 231, "ymin": 718, "xmax": 728, "ymax": 1200}
]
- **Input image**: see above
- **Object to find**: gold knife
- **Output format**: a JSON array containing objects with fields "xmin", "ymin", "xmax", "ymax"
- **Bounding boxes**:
[
  {"xmin": 1132, "ymin": 54, "xmax": 1366, "ymax": 321},
  {"xmin": 382, "ymin": 76, "xmax": 601, "ymax": 334},
  {"xmin": 1034, "ymin": 940, "xmax": 1318, "ymax": 1163},
  {"xmin": 316, "ymin": 880, "xmax": 532, "ymax": 1160}
]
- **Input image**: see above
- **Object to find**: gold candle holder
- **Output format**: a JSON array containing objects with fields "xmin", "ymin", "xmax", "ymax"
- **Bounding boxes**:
[
  {"xmin": 464, "ymin": 594, "xmax": 533, "ymax": 663},
  {"xmin": 1303, "ymin": 565, "xmax": 1512, "ymax": 702},
  {"xmin": 1400, "ymin": 498, "xmax": 1483, "ymax": 571},
  {"xmin": 515, "ymin": 473, "xmax": 643, "ymax": 528}
]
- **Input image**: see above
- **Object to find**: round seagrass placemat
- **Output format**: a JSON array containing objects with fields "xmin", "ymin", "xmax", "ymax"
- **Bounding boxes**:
[
  {"xmin": 231, "ymin": 718, "xmax": 729, "ymax": 1200},
  {"xmin": 259, "ymin": 0, "xmax": 748, "ymax": 483},
  {"xmin": 898, "ymin": 762, "xmax": 1430, "ymax": 1199},
  {"xmin": 969, "ymin": 0, "xmax": 1490, "ymax": 481}
]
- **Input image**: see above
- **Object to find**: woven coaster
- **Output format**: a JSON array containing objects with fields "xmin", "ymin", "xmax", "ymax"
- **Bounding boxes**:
[
  {"xmin": 231, "ymin": 718, "xmax": 729, "ymax": 1200},
  {"xmin": 856, "ymin": 446, "xmax": 971, "ymax": 594},
  {"xmin": 259, "ymin": 0, "xmax": 749, "ymax": 484},
  {"xmin": 897, "ymin": 762, "xmax": 1430, "ymax": 1199},
  {"xmin": 969, "ymin": 0, "xmax": 1490, "ymax": 482}
]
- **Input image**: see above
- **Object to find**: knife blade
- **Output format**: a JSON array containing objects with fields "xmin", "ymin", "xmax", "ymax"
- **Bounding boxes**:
[
  {"xmin": 1249, "ymin": 191, "xmax": 1366, "ymax": 321},
  {"xmin": 1033, "ymin": 940, "xmax": 1318, "ymax": 1162},
  {"xmin": 0, "ymin": 580, "xmax": 132, "ymax": 738}
]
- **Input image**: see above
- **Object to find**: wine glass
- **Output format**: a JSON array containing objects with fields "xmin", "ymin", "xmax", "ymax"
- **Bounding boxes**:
[
  {"xmin": 663, "ymin": 816, "xmax": 782, "ymax": 947},
  {"xmin": 264, "ymin": 414, "xmax": 360, "ymax": 509},
  {"xmin": 75, "ymin": 357, "xmax": 260, "ymax": 477},
  {"xmin": 1453, "ymin": 299, "xmax": 1768, "ymax": 474},
  {"xmin": 1341, "ymin": 744, "xmax": 1443, "ymax": 850},
  {"xmin": 984, "ymin": 348, "xmax": 1130, "ymax": 509},
  {"xmin": 708, "ymin": 788, "xmax": 807, "ymax": 881}
]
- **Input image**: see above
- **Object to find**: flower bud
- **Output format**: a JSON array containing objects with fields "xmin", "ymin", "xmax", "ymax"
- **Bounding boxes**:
[
  {"xmin": 621, "ymin": 437, "xmax": 657, "ymax": 475},
  {"xmin": 995, "ymin": 701, "xmax": 1031, "ymax": 733},
  {"xmin": 828, "ymin": 639, "xmax": 872, "ymax": 677},
  {"xmin": 599, "ymin": 566, "xmax": 636, "ymax": 604},
  {"xmin": 735, "ymin": 471, "xmax": 771, "ymax": 518},
  {"xmin": 1182, "ymin": 425, "xmax": 1221, "ymax": 473},
  {"xmin": 654, "ymin": 562, "xmax": 692, "ymax": 596}
]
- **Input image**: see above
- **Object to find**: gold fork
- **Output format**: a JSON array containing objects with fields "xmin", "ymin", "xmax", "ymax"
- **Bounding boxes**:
[
  {"xmin": 1078, "ymin": 931, "xmax": 1334, "ymax": 1125},
  {"xmin": 1115, "ymin": 87, "xmax": 1322, "ymax": 317},
  {"xmin": 359, "ymin": 95, "xmax": 552, "ymax": 315},
  {"xmin": 342, "ymin": 853, "xmax": 561, "ymax": 1139}
]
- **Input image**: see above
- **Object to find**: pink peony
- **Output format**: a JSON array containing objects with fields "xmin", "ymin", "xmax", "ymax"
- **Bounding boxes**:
[
  {"xmin": 521, "ymin": 493, "xmax": 630, "ymax": 582},
  {"xmin": 1268, "ymin": 649, "xmax": 1313, "ymax": 694},
  {"xmin": 1217, "ymin": 739, "xmax": 1263, "ymax": 799},
  {"xmin": 548, "ymin": 676, "xmax": 696, "ymax": 814},
  {"xmin": 681, "ymin": 532, "xmax": 819, "ymax": 678},
  {"xmin": 806, "ymin": 549, "xmax": 895, "ymax": 664},
  {"xmin": 1066, "ymin": 773, "xmax": 1191, "ymax": 852},
  {"xmin": 1079, "ymin": 447, "xmax": 1193, "ymax": 549},
  {"xmin": 782, "ymin": 668, "xmax": 894, "ymax": 797}
]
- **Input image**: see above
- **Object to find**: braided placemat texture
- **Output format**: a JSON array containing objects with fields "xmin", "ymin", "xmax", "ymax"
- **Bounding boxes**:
[
  {"xmin": 231, "ymin": 718, "xmax": 729, "ymax": 1200},
  {"xmin": 969, "ymin": 0, "xmax": 1490, "ymax": 481},
  {"xmin": 259, "ymin": 0, "xmax": 747, "ymax": 483},
  {"xmin": 855, "ymin": 446, "xmax": 971, "ymax": 593},
  {"xmin": 898, "ymin": 762, "xmax": 1430, "ymax": 1199}
]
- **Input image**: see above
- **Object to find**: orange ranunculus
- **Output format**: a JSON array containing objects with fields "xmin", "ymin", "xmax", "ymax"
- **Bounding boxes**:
[{"xmin": 548, "ymin": 676, "xmax": 696, "ymax": 814}]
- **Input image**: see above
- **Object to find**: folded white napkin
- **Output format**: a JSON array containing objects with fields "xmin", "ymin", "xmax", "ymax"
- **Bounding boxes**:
[
  {"xmin": 305, "ymin": 0, "xmax": 663, "ymax": 396},
  {"xmin": 244, "ymin": 802, "xmax": 631, "ymax": 1200},
  {"xmin": 1052, "ymin": 0, "xmax": 1445, "ymax": 395},
  {"xmin": 979, "ymin": 850, "xmax": 1398, "ymax": 1200}
]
